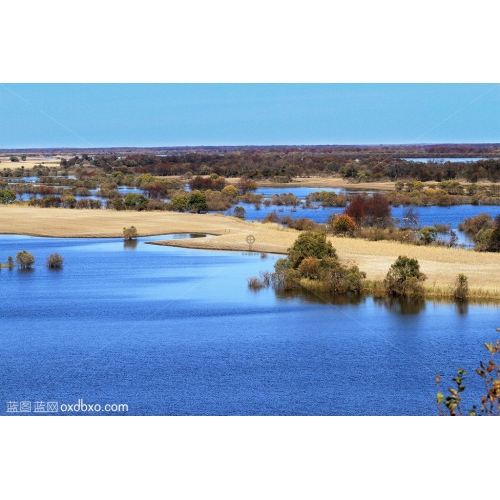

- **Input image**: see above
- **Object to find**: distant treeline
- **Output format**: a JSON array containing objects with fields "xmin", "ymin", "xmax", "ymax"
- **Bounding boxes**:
[
  {"xmin": 2, "ymin": 143, "xmax": 500, "ymax": 157},
  {"xmin": 3, "ymin": 144, "xmax": 500, "ymax": 183},
  {"xmin": 75, "ymin": 150, "xmax": 500, "ymax": 183}
]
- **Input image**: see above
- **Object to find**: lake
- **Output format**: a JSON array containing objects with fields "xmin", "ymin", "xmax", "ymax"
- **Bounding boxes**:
[
  {"xmin": 1, "ymin": 235, "xmax": 498, "ymax": 416},
  {"xmin": 401, "ymin": 158, "xmax": 497, "ymax": 163}
]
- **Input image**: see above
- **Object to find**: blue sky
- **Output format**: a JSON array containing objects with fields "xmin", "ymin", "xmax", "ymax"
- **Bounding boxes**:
[{"xmin": 0, "ymin": 84, "xmax": 498, "ymax": 148}]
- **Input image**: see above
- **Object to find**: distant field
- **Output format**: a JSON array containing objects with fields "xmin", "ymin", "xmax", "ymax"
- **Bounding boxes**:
[
  {"xmin": 0, "ymin": 156, "xmax": 61, "ymax": 170},
  {"xmin": 1, "ymin": 205, "xmax": 500, "ymax": 293}
]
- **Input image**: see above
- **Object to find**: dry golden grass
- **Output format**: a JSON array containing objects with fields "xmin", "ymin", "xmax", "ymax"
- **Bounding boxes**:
[
  {"xmin": 222, "ymin": 176, "xmax": 397, "ymax": 191},
  {"xmin": 2, "ymin": 205, "xmax": 500, "ymax": 293},
  {"xmin": 0, "ymin": 157, "xmax": 61, "ymax": 170}
]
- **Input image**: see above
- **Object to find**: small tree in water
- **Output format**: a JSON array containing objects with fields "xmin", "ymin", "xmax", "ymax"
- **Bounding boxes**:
[
  {"xmin": 123, "ymin": 226, "xmax": 138, "ymax": 240},
  {"xmin": 46, "ymin": 253, "xmax": 64, "ymax": 268},
  {"xmin": 16, "ymin": 250, "xmax": 35, "ymax": 269}
]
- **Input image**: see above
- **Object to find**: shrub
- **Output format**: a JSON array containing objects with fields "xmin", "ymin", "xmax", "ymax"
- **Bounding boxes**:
[
  {"xmin": 458, "ymin": 213, "xmax": 494, "ymax": 239},
  {"xmin": 123, "ymin": 226, "xmax": 138, "ymax": 240},
  {"xmin": 46, "ymin": 253, "xmax": 64, "ymax": 268},
  {"xmin": 270, "ymin": 232, "xmax": 366, "ymax": 294},
  {"xmin": 453, "ymin": 273, "xmax": 469, "ymax": 301},
  {"xmin": 221, "ymin": 185, "xmax": 238, "ymax": 200},
  {"xmin": 171, "ymin": 194, "xmax": 189, "ymax": 212},
  {"xmin": 345, "ymin": 192, "xmax": 392, "ymax": 228},
  {"xmin": 330, "ymin": 214, "xmax": 356, "ymax": 235},
  {"xmin": 383, "ymin": 255, "xmax": 426, "ymax": 297},
  {"xmin": 63, "ymin": 195, "xmax": 77, "ymax": 208},
  {"xmin": 7, "ymin": 256, "xmax": 14, "ymax": 268},
  {"xmin": 263, "ymin": 211, "xmax": 280, "ymax": 223},
  {"xmin": 0, "ymin": 189, "xmax": 16, "ymax": 204},
  {"xmin": 287, "ymin": 218, "xmax": 323, "ymax": 232},
  {"xmin": 188, "ymin": 191, "xmax": 208, "ymax": 213},
  {"xmin": 487, "ymin": 214, "xmax": 500, "ymax": 252},
  {"xmin": 417, "ymin": 226, "xmax": 438, "ymax": 245},
  {"xmin": 16, "ymin": 250, "xmax": 35, "ymax": 269},
  {"xmin": 287, "ymin": 231, "xmax": 337, "ymax": 269},
  {"xmin": 247, "ymin": 277, "xmax": 266, "ymax": 290},
  {"xmin": 233, "ymin": 206, "xmax": 246, "ymax": 219}
]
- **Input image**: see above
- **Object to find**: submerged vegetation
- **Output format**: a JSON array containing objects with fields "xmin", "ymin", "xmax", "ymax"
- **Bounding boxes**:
[
  {"xmin": 15, "ymin": 250, "xmax": 35, "ymax": 269},
  {"xmin": 46, "ymin": 253, "xmax": 64, "ymax": 268}
]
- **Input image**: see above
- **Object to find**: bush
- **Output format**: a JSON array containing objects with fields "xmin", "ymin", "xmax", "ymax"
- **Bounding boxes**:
[
  {"xmin": 46, "ymin": 253, "xmax": 64, "ymax": 268},
  {"xmin": 123, "ymin": 226, "xmax": 138, "ymax": 240},
  {"xmin": 287, "ymin": 231, "xmax": 337, "ymax": 269},
  {"xmin": 263, "ymin": 211, "xmax": 280, "ymax": 223},
  {"xmin": 0, "ymin": 189, "xmax": 16, "ymax": 204},
  {"xmin": 458, "ymin": 213, "xmax": 494, "ymax": 239},
  {"xmin": 188, "ymin": 191, "xmax": 208, "ymax": 213},
  {"xmin": 383, "ymin": 255, "xmax": 426, "ymax": 297},
  {"xmin": 453, "ymin": 273, "xmax": 469, "ymax": 301},
  {"xmin": 487, "ymin": 214, "xmax": 500, "ymax": 252},
  {"xmin": 270, "ymin": 231, "xmax": 366, "ymax": 294},
  {"xmin": 233, "ymin": 206, "xmax": 246, "ymax": 219},
  {"xmin": 247, "ymin": 277, "xmax": 266, "ymax": 290},
  {"xmin": 329, "ymin": 214, "xmax": 356, "ymax": 235},
  {"xmin": 417, "ymin": 226, "xmax": 438, "ymax": 245},
  {"xmin": 16, "ymin": 250, "xmax": 35, "ymax": 269}
]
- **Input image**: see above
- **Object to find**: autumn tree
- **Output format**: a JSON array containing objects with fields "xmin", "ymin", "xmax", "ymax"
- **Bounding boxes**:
[
  {"xmin": 46, "ymin": 253, "xmax": 64, "ymax": 268},
  {"xmin": 16, "ymin": 250, "xmax": 35, "ymax": 269},
  {"xmin": 123, "ymin": 226, "xmax": 138, "ymax": 240}
]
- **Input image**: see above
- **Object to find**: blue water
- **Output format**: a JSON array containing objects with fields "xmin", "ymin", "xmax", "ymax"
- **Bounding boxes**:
[{"xmin": 1, "ymin": 235, "xmax": 498, "ymax": 416}]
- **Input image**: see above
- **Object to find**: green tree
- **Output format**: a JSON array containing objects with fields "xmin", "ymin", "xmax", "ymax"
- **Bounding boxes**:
[
  {"xmin": 16, "ymin": 250, "xmax": 35, "ymax": 269},
  {"xmin": 417, "ymin": 226, "xmax": 437, "ymax": 245},
  {"xmin": 171, "ymin": 194, "xmax": 189, "ymax": 212},
  {"xmin": 383, "ymin": 255, "xmax": 426, "ymax": 297},
  {"xmin": 287, "ymin": 231, "xmax": 337, "ymax": 269},
  {"xmin": 188, "ymin": 191, "xmax": 208, "ymax": 213},
  {"xmin": 124, "ymin": 193, "xmax": 149, "ymax": 210},
  {"xmin": 0, "ymin": 190, "xmax": 16, "ymax": 204}
]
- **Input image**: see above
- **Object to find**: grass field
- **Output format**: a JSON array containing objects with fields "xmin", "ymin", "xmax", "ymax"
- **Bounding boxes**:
[
  {"xmin": 2, "ymin": 205, "xmax": 500, "ymax": 294},
  {"xmin": 0, "ymin": 156, "xmax": 62, "ymax": 171}
]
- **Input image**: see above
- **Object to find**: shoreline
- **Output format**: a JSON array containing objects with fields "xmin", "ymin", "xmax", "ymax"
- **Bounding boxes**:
[{"xmin": 2, "ymin": 206, "xmax": 500, "ymax": 295}]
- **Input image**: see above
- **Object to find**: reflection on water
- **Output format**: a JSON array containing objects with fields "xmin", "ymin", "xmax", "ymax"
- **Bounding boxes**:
[
  {"xmin": 273, "ymin": 287, "xmax": 492, "ymax": 314},
  {"xmin": 274, "ymin": 287, "xmax": 366, "ymax": 307},
  {"xmin": 374, "ymin": 296, "xmax": 426, "ymax": 315},
  {"xmin": 123, "ymin": 240, "xmax": 138, "ymax": 250}
]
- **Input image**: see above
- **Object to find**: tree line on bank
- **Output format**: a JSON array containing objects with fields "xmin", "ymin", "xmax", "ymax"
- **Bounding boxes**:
[{"xmin": 247, "ymin": 230, "xmax": 469, "ymax": 302}]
